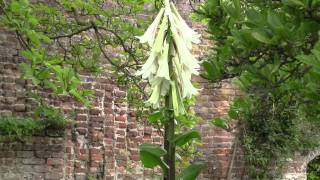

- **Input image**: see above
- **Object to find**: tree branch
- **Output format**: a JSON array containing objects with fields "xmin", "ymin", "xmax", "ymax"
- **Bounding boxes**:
[{"xmin": 50, "ymin": 25, "xmax": 94, "ymax": 39}]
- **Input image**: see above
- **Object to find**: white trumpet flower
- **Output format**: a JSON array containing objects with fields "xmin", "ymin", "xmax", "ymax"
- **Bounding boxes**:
[
  {"xmin": 156, "ymin": 40, "xmax": 170, "ymax": 80},
  {"xmin": 136, "ymin": 0, "xmax": 200, "ymax": 116},
  {"xmin": 170, "ymin": 2, "xmax": 201, "ymax": 48},
  {"xmin": 136, "ymin": 8, "xmax": 165, "ymax": 46},
  {"xmin": 136, "ymin": 16, "xmax": 169, "ymax": 79},
  {"xmin": 171, "ymin": 25, "xmax": 200, "ymax": 75}
]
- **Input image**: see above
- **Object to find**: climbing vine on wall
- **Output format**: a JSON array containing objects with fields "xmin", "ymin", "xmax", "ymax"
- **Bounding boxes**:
[{"xmin": 198, "ymin": 0, "xmax": 320, "ymax": 178}]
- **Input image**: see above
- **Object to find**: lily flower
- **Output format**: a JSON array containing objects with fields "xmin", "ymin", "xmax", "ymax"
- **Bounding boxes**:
[
  {"xmin": 171, "ymin": 25, "xmax": 199, "ymax": 75},
  {"xmin": 136, "ymin": 0, "xmax": 200, "ymax": 116},
  {"xmin": 170, "ymin": 2, "xmax": 201, "ymax": 48},
  {"xmin": 156, "ymin": 39, "xmax": 170, "ymax": 80},
  {"xmin": 136, "ymin": 16, "xmax": 169, "ymax": 79},
  {"xmin": 136, "ymin": 8, "xmax": 165, "ymax": 47},
  {"xmin": 171, "ymin": 81, "xmax": 186, "ymax": 116},
  {"xmin": 146, "ymin": 77, "xmax": 170, "ymax": 108}
]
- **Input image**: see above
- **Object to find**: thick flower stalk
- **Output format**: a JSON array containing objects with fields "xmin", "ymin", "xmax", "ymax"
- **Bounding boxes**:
[{"xmin": 136, "ymin": 0, "xmax": 200, "ymax": 116}]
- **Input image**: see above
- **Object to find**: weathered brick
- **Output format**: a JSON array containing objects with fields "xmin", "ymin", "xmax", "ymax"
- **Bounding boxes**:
[
  {"xmin": 16, "ymin": 151, "xmax": 34, "ymax": 158},
  {"xmin": 47, "ymin": 158, "xmax": 64, "ymax": 166},
  {"xmin": 22, "ymin": 158, "xmax": 45, "ymax": 165},
  {"xmin": 44, "ymin": 172, "xmax": 63, "ymax": 180}
]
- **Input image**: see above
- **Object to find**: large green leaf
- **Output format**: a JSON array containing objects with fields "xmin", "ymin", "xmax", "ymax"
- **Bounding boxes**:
[
  {"xmin": 211, "ymin": 118, "xmax": 229, "ymax": 130},
  {"xmin": 139, "ymin": 143, "xmax": 168, "ymax": 170},
  {"xmin": 202, "ymin": 61, "xmax": 223, "ymax": 81},
  {"xmin": 298, "ymin": 54, "xmax": 320, "ymax": 72},
  {"xmin": 267, "ymin": 11, "xmax": 283, "ymax": 30},
  {"xmin": 222, "ymin": 0, "xmax": 241, "ymax": 20},
  {"xmin": 178, "ymin": 163, "xmax": 205, "ymax": 180},
  {"xmin": 172, "ymin": 130, "xmax": 201, "ymax": 147},
  {"xmin": 148, "ymin": 111, "xmax": 163, "ymax": 123},
  {"xmin": 251, "ymin": 30, "xmax": 272, "ymax": 44}
]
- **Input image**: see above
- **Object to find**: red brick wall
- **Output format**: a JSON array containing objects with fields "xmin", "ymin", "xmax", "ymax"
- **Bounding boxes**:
[{"xmin": 0, "ymin": 1, "xmax": 247, "ymax": 180}]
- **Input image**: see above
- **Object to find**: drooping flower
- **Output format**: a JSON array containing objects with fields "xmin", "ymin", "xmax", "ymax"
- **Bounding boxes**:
[
  {"xmin": 136, "ymin": 0, "xmax": 200, "ymax": 116},
  {"xmin": 156, "ymin": 39, "xmax": 170, "ymax": 81},
  {"xmin": 170, "ymin": 2, "xmax": 201, "ymax": 48},
  {"xmin": 136, "ymin": 8, "xmax": 165, "ymax": 47},
  {"xmin": 136, "ymin": 15, "xmax": 169, "ymax": 80}
]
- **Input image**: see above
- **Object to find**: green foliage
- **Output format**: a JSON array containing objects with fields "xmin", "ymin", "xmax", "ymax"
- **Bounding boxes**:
[
  {"xmin": 178, "ymin": 163, "xmax": 205, "ymax": 180},
  {"xmin": 308, "ymin": 156, "xmax": 320, "ymax": 180},
  {"xmin": 141, "ymin": 94, "xmax": 202, "ymax": 177},
  {"xmin": 199, "ymin": 0, "xmax": 320, "ymax": 178},
  {"xmin": 1, "ymin": 0, "xmax": 151, "ymax": 104},
  {"xmin": 33, "ymin": 102, "xmax": 72, "ymax": 129},
  {"xmin": 0, "ymin": 0, "xmax": 151, "ymax": 133},
  {"xmin": 0, "ymin": 112, "xmax": 70, "ymax": 142},
  {"xmin": 139, "ymin": 143, "xmax": 168, "ymax": 171},
  {"xmin": 139, "ymin": 133, "xmax": 203, "ymax": 178},
  {"xmin": 149, "ymin": 111, "xmax": 164, "ymax": 124},
  {"xmin": 210, "ymin": 117, "xmax": 228, "ymax": 130},
  {"xmin": 0, "ymin": 116, "xmax": 45, "ymax": 142},
  {"xmin": 172, "ymin": 130, "xmax": 201, "ymax": 147}
]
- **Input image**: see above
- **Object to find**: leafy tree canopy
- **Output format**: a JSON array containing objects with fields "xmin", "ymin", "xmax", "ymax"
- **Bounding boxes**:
[
  {"xmin": 198, "ymin": 0, "xmax": 320, "ymax": 178},
  {"xmin": 0, "ymin": 0, "xmax": 153, "ymax": 136},
  {"xmin": 1, "ymin": 0, "xmax": 152, "ymax": 100}
]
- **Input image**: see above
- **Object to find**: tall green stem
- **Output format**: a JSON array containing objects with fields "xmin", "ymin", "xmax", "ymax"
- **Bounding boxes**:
[
  {"xmin": 164, "ymin": 31, "xmax": 175, "ymax": 180},
  {"xmin": 164, "ymin": 97, "xmax": 175, "ymax": 180}
]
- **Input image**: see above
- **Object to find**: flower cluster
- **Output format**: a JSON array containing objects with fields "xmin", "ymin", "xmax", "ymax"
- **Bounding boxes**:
[{"xmin": 136, "ymin": 0, "xmax": 200, "ymax": 116}]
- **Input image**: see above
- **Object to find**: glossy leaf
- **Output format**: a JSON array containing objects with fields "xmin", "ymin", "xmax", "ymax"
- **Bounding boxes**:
[
  {"xmin": 211, "ymin": 118, "xmax": 228, "ymax": 130},
  {"xmin": 178, "ymin": 163, "xmax": 205, "ymax": 180},
  {"xmin": 251, "ymin": 30, "xmax": 272, "ymax": 44},
  {"xmin": 139, "ymin": 143, "xmax": 168, "ymax": 170},
  {"xmin": 172, "ymin": 130, "xmax": 201, "ymax": 147}
]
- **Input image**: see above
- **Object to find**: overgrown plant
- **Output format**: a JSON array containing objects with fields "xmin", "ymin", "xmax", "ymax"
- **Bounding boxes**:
[
  {"xmin": 198, "ymin": 0, "xmax": 320, "ymax": 178},
  {"xmin": 0, "ymin": 116, "xmax": 45, "ymax": 141},
  {"xmin": 136, "ymin": 0, "xmax": 204, "ymax": 179}
]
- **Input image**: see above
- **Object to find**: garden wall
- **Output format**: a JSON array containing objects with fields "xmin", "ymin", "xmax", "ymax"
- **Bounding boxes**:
[
  {"xmin": 282, "ymin": 148, "xmax": 320, "ymax": 180},
  {"xmin": 0, "ymin": 1, "xmax": 245, "ymax": 179}
]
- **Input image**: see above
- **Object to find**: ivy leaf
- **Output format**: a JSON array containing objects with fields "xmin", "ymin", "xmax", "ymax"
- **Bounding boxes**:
[
  {"xmin": 178, "ymin": 163, "xmax": 205, "ymax": 180},
  {"xmin": 211, "ymin": 118, "xmax": 229, "ymax": 130},
  {"xmin": 172, "ymin": 130, "xmax": 201, "ymax": 147},
  {"xmin": 139, "ymin": 143, "xmax": 168, "ymax": 170}
]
